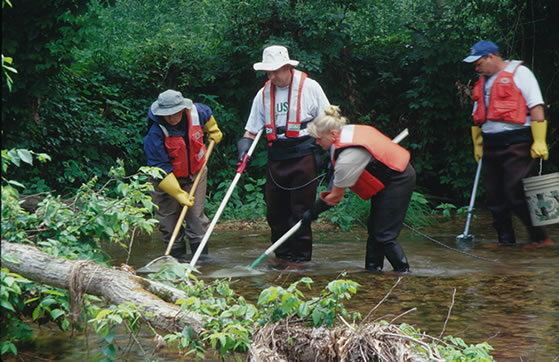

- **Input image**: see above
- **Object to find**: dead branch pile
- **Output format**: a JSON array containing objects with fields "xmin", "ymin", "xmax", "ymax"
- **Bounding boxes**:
[{"xmin": 249, "ymin": 320, "xmax": 435, "ymax": 362}]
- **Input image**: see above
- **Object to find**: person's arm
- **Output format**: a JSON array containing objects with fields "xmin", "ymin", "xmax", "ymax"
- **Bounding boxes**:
[
  {"xmin": 196, "ymin": 103, "xmax": 223, "ymax": 144},
  {"xmin": 203, "ymin": 115, "xmax": 223, "ymax": 144},
  {"xmin": 237, "ymin": 131, "xmax": 257, "ymax": 162},
  {"xmin": 243, "ymin": 131, "xmax": 257, "ymax": 139},
  {"xmin": 529, "ymin": 104, "xmax": 545, "ymax": 121},
  {"xmin": 323, "ymin": 185, "xmax": 346, "ymax": 205}
]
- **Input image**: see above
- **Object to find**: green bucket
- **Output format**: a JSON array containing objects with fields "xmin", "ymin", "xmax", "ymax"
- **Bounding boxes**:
[{"xmin": 522, "ymin": 172, "xmax": 559, "ymax": 226}]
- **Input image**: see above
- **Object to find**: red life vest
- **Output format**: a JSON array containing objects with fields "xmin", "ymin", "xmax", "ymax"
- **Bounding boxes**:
[
  {"xmin": 262, "ymin": 69, "xmax": 308, "ymax": 143},
  {"xmin": 472, "ymin": 61, "xmax": 527, "ymax": 126},
  {"xmin": 332, "ymin": 125, "xmax": 410, "ymax": 200},
  {"xmin": 158, "ymin": 105, "xmax": 206, "ymax": 177}
]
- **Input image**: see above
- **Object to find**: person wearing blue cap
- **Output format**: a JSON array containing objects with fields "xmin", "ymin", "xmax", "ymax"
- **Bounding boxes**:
[
  {"xmin": 144, "ymin": 90, "xmax": 223, "ymax": 259},
  {"xmin": 463, "ymin": 40, "xmax": 552, "ymax": 248}
]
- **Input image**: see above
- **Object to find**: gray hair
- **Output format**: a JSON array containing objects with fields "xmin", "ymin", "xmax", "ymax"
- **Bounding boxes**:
[{"xmin": 307, "ymin": 105, "xmax": 347, "ymax": 138}]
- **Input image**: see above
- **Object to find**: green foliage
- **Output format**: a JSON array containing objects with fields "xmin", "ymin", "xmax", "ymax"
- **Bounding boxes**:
[
  {"xmin": 0, "ymin": 268, "xmax": 33, "ymax": 357},
  {"xmin": 436, "ymin": 202, "xmax": 458, "ymax": 221},
  {"xmin": 89, "ymin": 302, "xmax": 147, "ymax": 362},
  {"xmin": 320, "ymin": 189, "xmax": 433, "ymax": 232},
  {"xmin": 3, "ymin": 0, "xmax": 558, "ymax": 202},
  {"xmin": 1, "ymin": 54, "xmax": 17, "ymax": 91},
  {"xmin": 257, "ymin": 276, "xmax": 361, "ymax": 328},
  {"xmin": 1, "ymin": 150, "xmax": 159, "ymax": 357},
  {"xmin": 176, "ymin": 275, "xmax": 256, "ymax": 356},
  {"xmin": 400, "ymin": 323, "xmax": 495, "ymax": 361},
  {"xmin": 2, "ymin": 150, "xmax": 159, "ymax": 262},
  {"xmin": 406, "ymin": 191, "xmax": 433, "ymax": 227},
  {"xmin": 0, "ymin": 1, "xmax": 546, "ymax": 358},
  {"xmin": 206, "ymin": 175, "xmax": 266, "ymax": 221},
  {"xmin": 24, "ymin": 286, "xmax": 70, "ymax": 330}
]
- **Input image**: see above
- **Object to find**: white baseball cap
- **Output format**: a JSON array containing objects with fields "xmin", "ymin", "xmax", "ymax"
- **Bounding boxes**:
[{"xmin": 253, "ymin": 45, "xmax": 299, "ymax": 71}]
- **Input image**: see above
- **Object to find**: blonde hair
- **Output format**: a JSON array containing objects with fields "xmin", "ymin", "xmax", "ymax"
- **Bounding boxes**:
[{"xmin": 307, "ymin": 105, "xmax": 348, "ymax": 138}]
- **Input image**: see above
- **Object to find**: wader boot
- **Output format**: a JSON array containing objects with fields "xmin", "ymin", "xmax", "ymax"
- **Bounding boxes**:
[
  {"xmin": 365, "ymin": 240, "xmax": 384, "ymax": 271},
  {"xmin": 168, "ymin": 229, "xmax": 187, "ymax": 259},
  {"xmin": 384, "ymin": 242, "xmax": 410, "ymax": 273},
  {"xmin": 169, "ymin": 244, "xmax": 188, "ymax": 263},
  {"xmin": 513, "ymin": 204, "xmax": 549, "ymax": 244},
  {"xmin": 290, "ymin": 235, "xmax": 312, "ymax": 262},
  {"xmin": 494, "ymin": 217, "xmax": 516, "ymax": 245},
  {"xmin": 190, "ymin": 239, "xmax": 208, "ymax": 256}
]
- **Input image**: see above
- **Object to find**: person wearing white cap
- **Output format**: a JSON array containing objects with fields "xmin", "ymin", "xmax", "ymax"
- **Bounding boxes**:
[
  {"xmin": 144, "ymin": 89, "xmax": 223, "ymax": 260},
  {"xmin": 237, "ymin": 45, "xmax": 330, "ymax": 262},
  {"xmin": 463, "ymin": 40, "xmax": 552, "ymax": 248}
]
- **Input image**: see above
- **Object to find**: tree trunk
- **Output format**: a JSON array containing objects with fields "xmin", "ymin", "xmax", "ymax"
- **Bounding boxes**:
[{"xmin": 1, "ymin": 240, "xmax": 205, "ymax": 335}]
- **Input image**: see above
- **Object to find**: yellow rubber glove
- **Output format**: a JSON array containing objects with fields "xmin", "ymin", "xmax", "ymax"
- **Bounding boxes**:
[
  {"xmin": 158, "ymin": 173, "xmax": 194, "ymax": 207},
  {"xmin": 471, "ymin": 126, "xmax": 483, "ymax": 163},
  {"xmin": 530, "ymin": 120, "xmax": 548, "ymax": 160},
  {"xmin": 203, "ymin": 115, "xmax": 223, "ymax": 145}
]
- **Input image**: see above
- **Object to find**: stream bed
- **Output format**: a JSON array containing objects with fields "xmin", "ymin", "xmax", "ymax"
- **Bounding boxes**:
[{"xmin": 12, "ymin": 212, "xmax": 559, "ymax": 361}]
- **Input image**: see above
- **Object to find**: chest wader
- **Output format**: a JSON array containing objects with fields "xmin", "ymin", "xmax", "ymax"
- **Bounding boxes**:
[{"xmin": 265, "ymin": 137, "xmax": 319, "ymax": 261}]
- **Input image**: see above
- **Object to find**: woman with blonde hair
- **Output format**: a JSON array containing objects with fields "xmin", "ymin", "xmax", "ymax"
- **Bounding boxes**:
[{"xmin": 304, "ymin": 105, "xmax": 416, "ymax": 272}]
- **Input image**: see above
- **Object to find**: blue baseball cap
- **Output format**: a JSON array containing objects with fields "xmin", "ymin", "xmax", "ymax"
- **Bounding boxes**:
[{"xmin": 463, "ymin": 40, "xmax": 499, "ymax": 63}]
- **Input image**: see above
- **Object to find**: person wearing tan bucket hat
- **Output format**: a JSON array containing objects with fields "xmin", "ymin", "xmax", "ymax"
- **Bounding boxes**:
[
  {"xmin": 463, "ymin": 40, "xmax": 553, "ymax": 248},
  {"xmin": 144, "ymin": 89, "xmax": 223, "ymax": 260},
  {"xmin": 237, "ymin": 45, "xmax": 330, "ymax": 263}
]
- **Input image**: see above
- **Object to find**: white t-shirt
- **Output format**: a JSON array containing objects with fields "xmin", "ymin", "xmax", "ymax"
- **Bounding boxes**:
[
  {"xmin": 244, "ymin": 76, "xmax": 330, "ymax": 138},
  {"xmin": 332, "ymin": 147, "xmax": 373, "ymax": 188},
  {"xmin": 472, "ymin": 60, "xmax": 544, "ymax": 134}
]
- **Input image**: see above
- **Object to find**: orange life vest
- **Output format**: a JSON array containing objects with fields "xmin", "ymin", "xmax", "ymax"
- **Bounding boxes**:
[
  {"xmin": 158, "ymin": 105, "xmax": 206, "ymax": 177},
  {"xmin": 262, "ymin": 69, "xmax": 308, "ymax": 143},
  {"xmin": 332, "ymin": 125, "xmax": 410, "ymax": 200},
  {"xmin": 472, "ymin": 61, "xmax": 527, "ymax": 126}
]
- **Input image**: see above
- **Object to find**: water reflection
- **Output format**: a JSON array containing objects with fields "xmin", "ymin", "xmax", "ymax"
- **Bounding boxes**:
[{"xmin": 14, "ymin": 212, "xmax": 559, "ymax": 361}]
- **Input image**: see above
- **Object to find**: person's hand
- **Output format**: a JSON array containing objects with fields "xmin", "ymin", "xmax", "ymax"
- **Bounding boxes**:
[
  {"xmin": 158, "ymin": 173, "xmax": 195, "ymax": 207},
  {"xmin": 203, "ymin": 116, "xmax": 223, "ymax": 145},
  {"xmin": 175, "ymin": 192, "xmax": 195, "ymax": 207},
  {"xmin": 471, "ymin": 126, "xmax": 483, "ymax": 163},
  {"xmin": 530, "ymin": 120, "xmax": 549, "ymax": 160},
  {"xmin": 237, "ymin": 137, "xmax": 254, "ymax": 163},
  {"xmin": 302, "ymin": 198, "xmax": 332, "ymax": 225}
]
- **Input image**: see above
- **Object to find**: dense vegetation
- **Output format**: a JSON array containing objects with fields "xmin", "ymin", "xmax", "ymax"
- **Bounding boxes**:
[
  {"xmin": 2, "ymin": 0, "xmax": 557, "ymax": 203},
  {"xmin": 1, "ymin": 0, "xmax": 557, "ymax": 359}
]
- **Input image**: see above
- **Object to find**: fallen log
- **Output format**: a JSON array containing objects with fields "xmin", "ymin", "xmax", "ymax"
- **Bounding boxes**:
[{"xmin": 1, "ymin": 240, "xmax": 205, "ymax": 335}]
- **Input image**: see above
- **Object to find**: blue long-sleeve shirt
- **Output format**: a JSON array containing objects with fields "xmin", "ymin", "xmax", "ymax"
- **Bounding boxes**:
[{"xmin": 143, "ymin": 103, "xmax": 213, "ymax": 174}]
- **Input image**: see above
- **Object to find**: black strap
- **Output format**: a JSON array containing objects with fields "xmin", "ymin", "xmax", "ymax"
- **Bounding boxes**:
[
  {"xmin": 275, "ymin": 121, "xmax": 309, "ymax": 136},
  {"xmin": 267, "ymin": 136, "xmax": 318, "ymax": 161},
  {"xmin": 482, "ymin": 127, "xmax": 532, "ymax": 147}
]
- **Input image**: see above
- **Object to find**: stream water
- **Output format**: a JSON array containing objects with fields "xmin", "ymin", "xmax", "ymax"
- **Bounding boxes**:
[{"xmin": 11, "ymin": 211, "xmax": 559, "ymax": 361}]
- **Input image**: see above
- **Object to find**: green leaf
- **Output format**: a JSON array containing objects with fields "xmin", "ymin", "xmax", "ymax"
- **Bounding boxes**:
[
  {"xmin": 0, "ymin": 300, "xmax": 15, "ymax": 312},
  {"xmin": 16, "ymin": 149, "xmax": 33, "ymax": 165},
  {"xmin": 102, "ymin": 344, "xmax": 116, "ymax": 359},
  {"xmin": 182, "ymin": 326, "xmax": 193, "ymax": 340},
  {"xmin": 298, "ymin": 301, "xmax": 310, "ymax": 317},
  {"xmin": 257, "ymin": 288, "xmax": 276, "ymax": 305},
  {"xmin": 32, "ymin": 306, "xmax": 41, "ymax": 320},
  {"xmin": 50, "ymin": 308, "xmax": 65, "ymax": 320},
  {"xmin": 312, "ymin": 309, "xmax": 323, "ymax": 326},
  {"xmin": 95, "ymin": 309, "xmax": 112, "ymax": 320}
]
